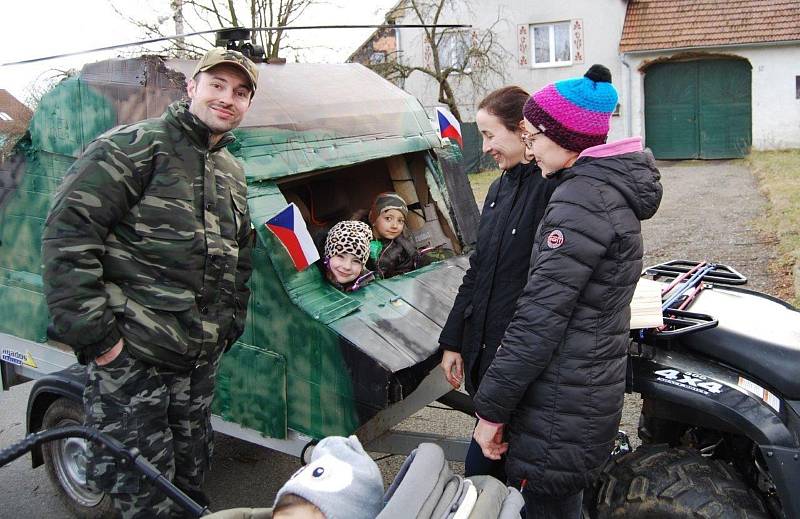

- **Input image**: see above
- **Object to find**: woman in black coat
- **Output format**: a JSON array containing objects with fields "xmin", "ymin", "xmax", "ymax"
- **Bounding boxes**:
[
  {"xmin": 439, "ymin": 86, "xmax": 555, "ymax": 481},
  {"xmin": 473, "ymin": 65, "xmax": 663, "ymax": 519}
]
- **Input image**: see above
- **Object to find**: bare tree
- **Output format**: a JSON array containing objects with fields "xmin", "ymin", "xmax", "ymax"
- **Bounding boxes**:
[
  {"xmin": 111, "ymin": 0, "xmax": 319, "ymax": 60},
  {"xmin": 368, "ymin": 0, "xmax": 507, "ymax": 121}
]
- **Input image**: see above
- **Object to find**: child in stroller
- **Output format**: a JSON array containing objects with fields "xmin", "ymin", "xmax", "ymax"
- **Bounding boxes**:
[{"xmin": 205, "ymin": 436, "xmax": 523, "ymax": 519}]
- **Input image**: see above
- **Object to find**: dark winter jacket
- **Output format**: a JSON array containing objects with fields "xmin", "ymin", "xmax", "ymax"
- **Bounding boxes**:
[
  {"xmin": 439, "ymin": 161, "xmax": 555, "ymax": 394},
  {"xmin": 473, "ymin": 138, "xmax": 663, "ymax": 496},
  {"xmin": 43, "ymin": 101, "xmax": 253, "ymax": 369},
  {"xmin": 369, "ymin": 235, "xmax": 424, "ymax": 279}
]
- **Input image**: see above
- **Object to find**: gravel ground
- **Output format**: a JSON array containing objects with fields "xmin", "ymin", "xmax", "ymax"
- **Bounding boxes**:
[{"xmin": 0, "ymin": 160, "xmax": 782, "ymax": 515}]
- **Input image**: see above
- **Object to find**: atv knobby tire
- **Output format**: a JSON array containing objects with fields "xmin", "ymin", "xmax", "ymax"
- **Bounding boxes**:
[{"xmin": 594, "ymin": 444, "xmax": 768, "ymax": 518}]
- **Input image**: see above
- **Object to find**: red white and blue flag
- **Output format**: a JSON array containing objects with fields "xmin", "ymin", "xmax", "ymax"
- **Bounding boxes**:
[
  {"xmin": 436, "ymin": 107, "xmax": 463, "ymax": 148},
  {"xmin": 266, "ymin": 203, "xmax": 320, "ymax": 271}
]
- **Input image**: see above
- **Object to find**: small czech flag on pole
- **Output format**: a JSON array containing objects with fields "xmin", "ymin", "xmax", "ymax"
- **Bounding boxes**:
[
  {"xmin": 436, "ymin": 107, "xmax": 463, "ymax": 149},
  {"xmin": 266, "ymin": 203, "xmax": 320, "ymax": 271}
]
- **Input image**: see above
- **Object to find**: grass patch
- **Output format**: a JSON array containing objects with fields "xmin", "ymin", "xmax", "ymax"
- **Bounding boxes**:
[
  {"xmin": 468, "ymin": 169, "xmax": 501, "ymax": 207},
  {"xmin": 748, "ymin": 149, "xmax": 800, "ymax": 303}
]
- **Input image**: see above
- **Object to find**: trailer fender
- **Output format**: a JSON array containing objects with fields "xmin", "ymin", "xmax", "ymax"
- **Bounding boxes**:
[{"xmin": 26, "ymin": 363, "xmax": 86, "ymax": 468}]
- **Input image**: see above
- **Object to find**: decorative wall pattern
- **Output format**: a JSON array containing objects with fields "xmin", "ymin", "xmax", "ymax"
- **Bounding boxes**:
[
  {"xmin": 518, "ymin": 24, "xmax": 529, "ymax": 67},
  {"xmin": 572, "ymin": 19, "xmax": 585, "ymax": 64}
]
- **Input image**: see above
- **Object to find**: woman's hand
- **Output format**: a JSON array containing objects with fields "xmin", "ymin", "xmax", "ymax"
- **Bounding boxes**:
[
  {"xmin": 440, "ymin": 350, "xmax": 464, "ymax": 389},
  {"xmin": 473, "ymin": 419, "xmax": 508, "ymax": 460}
]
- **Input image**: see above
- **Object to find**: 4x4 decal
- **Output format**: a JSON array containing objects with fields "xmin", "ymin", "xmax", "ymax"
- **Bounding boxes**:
[{"xmin": 653, "ymin": 369, "xmax": 725, "ymax": 395}]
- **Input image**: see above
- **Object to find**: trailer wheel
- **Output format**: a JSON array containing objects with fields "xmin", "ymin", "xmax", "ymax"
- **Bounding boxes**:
[
  {"xmin": 42, "ymin": 397, "xmax": 113, "ymax": 518},
  {"xmin": 593, "ymin": 444, "xmax": 768, "ymax": 518}
]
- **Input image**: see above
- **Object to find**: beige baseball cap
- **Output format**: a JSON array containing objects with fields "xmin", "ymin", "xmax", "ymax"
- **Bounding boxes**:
[{"xmin": 192, "ymin": 48, "xmax": 259, "ymax": 91}]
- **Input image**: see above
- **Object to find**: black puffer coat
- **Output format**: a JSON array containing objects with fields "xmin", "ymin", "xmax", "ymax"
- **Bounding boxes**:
[
  {"xmin": 473, "ymin": 146, "xmax": 662, "ymax": 496},
  {"xmin": 439, "ymin": 161, "xmax": 555, "ymax": 394}
]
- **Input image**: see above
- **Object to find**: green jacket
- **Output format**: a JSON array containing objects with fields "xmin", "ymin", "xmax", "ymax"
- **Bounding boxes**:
[{"xmin": 43, "ymin": 101, "xmax": 253, "ymax": 370}]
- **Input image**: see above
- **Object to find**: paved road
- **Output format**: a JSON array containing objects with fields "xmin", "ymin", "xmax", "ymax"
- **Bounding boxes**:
[{"xmin": 0, "ymin": 159, "xmax": 781, "ymax": 517}]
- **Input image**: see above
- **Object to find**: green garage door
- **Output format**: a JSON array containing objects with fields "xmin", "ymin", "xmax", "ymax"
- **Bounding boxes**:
[{"xmin": 645, "ymin": 59, "xmax": 752, "ymax": 159}]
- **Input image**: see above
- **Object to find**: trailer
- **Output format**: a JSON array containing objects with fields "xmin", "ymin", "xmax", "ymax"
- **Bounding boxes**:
[{"xmin": 0, "ymin": 55, "xmax": 478, "ymax": 515}]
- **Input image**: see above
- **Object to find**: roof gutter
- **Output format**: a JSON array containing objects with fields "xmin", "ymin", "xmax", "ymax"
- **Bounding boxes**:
[{"xmin": 620, "ymin": 38, "xmax": 800, "ymax": 56}]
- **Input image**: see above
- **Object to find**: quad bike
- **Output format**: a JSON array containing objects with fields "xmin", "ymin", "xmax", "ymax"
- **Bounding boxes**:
[{"xmin": 588, "ymin": 260, "xmax": 800, "ymax": 519}]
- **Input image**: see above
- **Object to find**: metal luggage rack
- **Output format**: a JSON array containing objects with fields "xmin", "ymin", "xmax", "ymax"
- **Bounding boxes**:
[{"xmin": 641, "ymin": 260, "xmax": 748, "ymax": 338}]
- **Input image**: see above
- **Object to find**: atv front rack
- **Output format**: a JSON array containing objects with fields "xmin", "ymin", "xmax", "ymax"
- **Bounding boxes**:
[
  {"xmin": 644, "ymin": 260, "xmax": 747, "ymax": 286},
  {"xmin": 639, "ymin": 260, "xmax": 748, "ymax": 338}
]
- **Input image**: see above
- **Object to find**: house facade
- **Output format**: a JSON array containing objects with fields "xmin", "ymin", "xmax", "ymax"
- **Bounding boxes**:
[
  {"xmin": 620, "ymin": 0, "xmax": 800, "ymax": 157},
  {"xmin": 0, "ymin": 90, "xmax": 32, "ymax": 160},
  {"xmin": 353, "ymin": 0, "xmax": 800, "ymax": 163}
]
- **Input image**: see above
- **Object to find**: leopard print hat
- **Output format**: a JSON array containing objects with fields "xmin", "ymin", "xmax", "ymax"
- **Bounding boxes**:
[{"xmin": 324, "ymin": 221, "xmax": 372, "ymax": 264}]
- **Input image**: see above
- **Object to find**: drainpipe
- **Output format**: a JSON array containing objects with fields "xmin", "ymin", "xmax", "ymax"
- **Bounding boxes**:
[
  {"xmin": 620, "ymin": 52, "xmax": 633, "ymax": 138},
  {"xmin": 393, "ymin": 20, "xmax": 403, "ymax": 89}
]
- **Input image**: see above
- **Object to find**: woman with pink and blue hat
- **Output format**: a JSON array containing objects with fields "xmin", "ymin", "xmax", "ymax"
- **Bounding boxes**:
[{"xmin": 471, "ymin": 65, "xmax": 663, "ymax": 518}]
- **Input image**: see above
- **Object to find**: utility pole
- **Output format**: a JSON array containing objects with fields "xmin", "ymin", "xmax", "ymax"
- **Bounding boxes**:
[{"xmin": 171, "ymin": 0, "xmax": 185, "ymax": 58}]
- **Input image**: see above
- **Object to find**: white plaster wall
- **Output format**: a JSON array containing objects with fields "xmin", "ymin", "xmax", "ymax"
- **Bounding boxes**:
[
  {"xmin": 624, "ymin": 44, "xmax": 800, "ymax": 150},
  {"xmin": 747, "ymin": 45, "xmax": 800, "ymax": 149},
  {"xmin": 394, "ymin": 0, "xmax": 628, "ymax": 141}
]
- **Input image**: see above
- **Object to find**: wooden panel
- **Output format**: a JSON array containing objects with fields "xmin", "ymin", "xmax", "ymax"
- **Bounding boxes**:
[
  {"xmin": 645, "ymin": 59, "xmax": 752, "ymax": 160},
  {"xmin": 699, "ymin": 60, "xmax": 752, "ymax": 159},
  {"xmin": 645, "ymin": 61, "xmax": 699, "ymax": 159}
]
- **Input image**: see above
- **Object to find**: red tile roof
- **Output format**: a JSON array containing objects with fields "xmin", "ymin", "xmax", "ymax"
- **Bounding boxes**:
[
  {"xmin": 0, "ymin": 89, "xmax": 32, "ymax": 135},
  {"xmin": 620, "ymin": 0, "xmax": 800, "ymax": 52}
]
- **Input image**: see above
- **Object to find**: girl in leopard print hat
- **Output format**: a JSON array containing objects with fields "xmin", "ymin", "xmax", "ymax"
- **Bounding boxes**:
[{"xmin": 323, "ymin": 220, "xmax": 374, "ymax": 292}]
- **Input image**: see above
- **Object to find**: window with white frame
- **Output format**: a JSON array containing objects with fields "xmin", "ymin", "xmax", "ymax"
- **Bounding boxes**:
[
  {"xmin": 437, "ymin": 31, "xmax": 469, "ymax": 69},
  {"xmin": 0, "ymin": 112, "xmax": 13, "ymax": 122},
  {"xmin": 369, "ymin": 51, "xmax": 386, "ymax": 64},
  {"xmin": 530, "ymin": 22, "xmax": 571, "ymax": 66}
]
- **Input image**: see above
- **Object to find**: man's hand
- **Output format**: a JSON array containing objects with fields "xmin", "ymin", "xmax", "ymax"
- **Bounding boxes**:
[
  {"xmin": 473, "ymin": 419, "xmax": 508, "ymax": 461},
  {"xmin": 440, "ymin": 350, "xmax": 464, "ymax": 389},
  {"xmin": 95, "ymin": 339, "xmax": 124, "ymax": 366}
]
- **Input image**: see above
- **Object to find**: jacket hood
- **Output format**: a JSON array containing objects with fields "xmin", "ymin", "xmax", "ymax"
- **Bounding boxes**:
[{"xmin": 564, "ymin": 137, "xmax": 663, "ymax": 220}]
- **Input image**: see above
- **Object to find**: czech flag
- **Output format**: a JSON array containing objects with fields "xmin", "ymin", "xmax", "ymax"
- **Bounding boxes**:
[
  {"xmin": 266, "ymin": 203, "xmax": 320, "ymax": 271},
  {"xmin": 436, "ymin": 107, "xmax": 463, "ymax": 148}
]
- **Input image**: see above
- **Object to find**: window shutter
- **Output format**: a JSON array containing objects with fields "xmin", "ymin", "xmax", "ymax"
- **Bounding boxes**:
[
  {"xmin": 518, "ymin": 24, "xmax": 529, "ymax": 67},
  {"xmin": 572, "ymin": 19, "xmax": 584, "ymax": 64}
]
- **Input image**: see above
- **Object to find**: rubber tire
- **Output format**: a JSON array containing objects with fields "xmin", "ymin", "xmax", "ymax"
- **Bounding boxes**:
[
  {"xmin": 42, "ymin": 397, "xmax": 114, "ymax": 519},
  {"xmin": 593, "ymin": 444, "xmax": 769, "ymax": 519}
]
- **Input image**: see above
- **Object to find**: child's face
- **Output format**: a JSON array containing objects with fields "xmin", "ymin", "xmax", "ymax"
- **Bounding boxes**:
[
  {"xmin": 373, "ymin": 209, "xmax": 406, "ymax": 240},
  {"xmin": 328, "ymin": 252, "xmax": 363, "ymax": 284},
  {"xmin": 274, "ymin": 503, "xmax": 326, "ymax": 519}
]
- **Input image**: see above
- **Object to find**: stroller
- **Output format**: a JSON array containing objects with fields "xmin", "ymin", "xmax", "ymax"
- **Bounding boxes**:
[
  {"xmin": 0, "ymin": 426, "xmax": 523, "ymax": 518},
  {"xmin": 377, "ymin": 442, "xmax": 523, "ymax": 519}
]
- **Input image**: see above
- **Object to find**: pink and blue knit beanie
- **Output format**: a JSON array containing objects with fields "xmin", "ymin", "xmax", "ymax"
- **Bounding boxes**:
[{"xmin": 523, "ymin": 64, "xmax": 618, "ymax": 152}]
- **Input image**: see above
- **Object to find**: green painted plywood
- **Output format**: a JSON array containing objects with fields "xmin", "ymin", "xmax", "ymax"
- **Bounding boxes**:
[
  {"xmin": 212, "ymin": 344, "xmax": 287, "ymax": 438},
  {"xmin": 247, "ymin": 245, "xmax": 360, "ymax": 438}
]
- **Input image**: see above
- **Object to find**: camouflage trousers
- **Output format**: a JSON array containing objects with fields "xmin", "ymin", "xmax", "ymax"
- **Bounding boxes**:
[{"xmin": 83, "ymin": 344, "xmax": 224, "ymax": 519}]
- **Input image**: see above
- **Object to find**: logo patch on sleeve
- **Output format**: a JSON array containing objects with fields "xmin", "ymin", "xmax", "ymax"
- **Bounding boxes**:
[{"xmin": 546, "ymin": 230, "xmax": 564, "ymax": 249}]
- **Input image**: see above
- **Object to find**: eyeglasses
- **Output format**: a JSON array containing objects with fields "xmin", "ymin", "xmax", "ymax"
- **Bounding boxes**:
[{"xmin": 521, "ymin": 130, "xmax": 542, "ymax": 149}]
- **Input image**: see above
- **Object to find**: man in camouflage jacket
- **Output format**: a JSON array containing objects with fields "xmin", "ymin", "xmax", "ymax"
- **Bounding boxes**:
[{"xmin": 42, "ymin": 48, "xmax": 258, "ymax": 518}]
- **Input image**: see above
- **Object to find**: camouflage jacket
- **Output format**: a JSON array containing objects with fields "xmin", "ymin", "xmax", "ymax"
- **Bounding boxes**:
[{"xmin": 43, "ymin": 101, "xmax": 253, "ymax": 370}]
